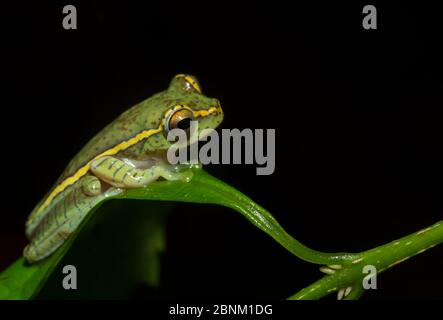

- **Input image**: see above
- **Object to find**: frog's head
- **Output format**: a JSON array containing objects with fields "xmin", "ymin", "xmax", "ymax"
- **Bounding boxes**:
[
  {"xmin": 165, "ymin": 74, "xmax": 223, "ymax": 137},
  {"xmin": 140, "ymin": 74, "xmax": 223, "ymax": 154}
]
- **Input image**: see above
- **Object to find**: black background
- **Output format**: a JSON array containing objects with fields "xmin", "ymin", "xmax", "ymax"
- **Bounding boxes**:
[{"xmin": 2, "ymin": 1, "xmax": 442, "ymax": 299}]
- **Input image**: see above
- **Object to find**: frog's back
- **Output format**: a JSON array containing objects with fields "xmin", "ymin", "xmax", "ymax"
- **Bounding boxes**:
[
  {"xmin": 60, "ymin": 92, "xmax": 169, "ymax": 181},
  {"xmin": 22, "ymin": 95, "xmax": 164, "ymax": 257},
  {"xmin": 25, "ymin": 92, "xmax": 166, "ymax": 232},
  {"xmin": 58, "ymin": 85, "xmax": 197, "ymax": 181}
]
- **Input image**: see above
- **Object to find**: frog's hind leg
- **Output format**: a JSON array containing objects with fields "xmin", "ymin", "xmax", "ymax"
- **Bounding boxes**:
[
  {"xmin": 23, "ymin": 176, "xmax": 121, "ymax": 264},
  {"xmin": 23, "ymin": 183, "xmax": 90, "ymax": 263}
]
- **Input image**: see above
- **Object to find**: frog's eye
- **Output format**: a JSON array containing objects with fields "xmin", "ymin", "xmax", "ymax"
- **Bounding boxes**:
[
  {"xmin": 171, "ymin": 74, "xmax": 202, "ymax": 94},
  {"xmin": 164, "ymin": 107, "xmax": 195, "ymax": 137}
]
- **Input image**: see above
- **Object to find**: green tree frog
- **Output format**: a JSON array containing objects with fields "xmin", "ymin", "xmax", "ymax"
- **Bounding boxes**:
[{"xmin": 24, "ymin": 74, "xmax": 223, "ymax": 263}]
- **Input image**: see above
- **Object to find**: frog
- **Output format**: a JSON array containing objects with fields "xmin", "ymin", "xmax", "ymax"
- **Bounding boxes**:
[{"xmin": 24, "ymin": 74, "xmax": 223, "ymax": 263}]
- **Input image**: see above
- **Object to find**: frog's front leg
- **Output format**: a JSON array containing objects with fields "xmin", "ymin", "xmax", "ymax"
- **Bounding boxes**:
[{"xmin": 90, "ymin": 156, "xmax": 192, "ymax": 188}]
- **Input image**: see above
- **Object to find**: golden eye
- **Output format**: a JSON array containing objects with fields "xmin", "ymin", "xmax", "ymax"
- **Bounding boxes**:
[
  {"xmin": 174, "ymin": 74, "xmax": 202, "ymax": 93},
  {"xmin": 164, "ymin": 107, "xmax": 195, "ymax": 136}
]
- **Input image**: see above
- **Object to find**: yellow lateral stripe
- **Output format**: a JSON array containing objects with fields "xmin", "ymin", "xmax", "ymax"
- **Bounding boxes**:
[
  {"xmin": 193, "ymin": 106, "xmax": 221, "ymax": 118},
  {"xmin": 35, "ymin": 105, "xmax": 222, "ymax": 216},
  {"xmin": 35, "ymin": 126, "xmax": 163, "ymax": 215}
]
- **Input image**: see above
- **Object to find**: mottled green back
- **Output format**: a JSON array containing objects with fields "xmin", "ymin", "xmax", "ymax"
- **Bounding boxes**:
[{"xmin": 57, "ymin": 80, "xmax": 220, "ymax": 183}]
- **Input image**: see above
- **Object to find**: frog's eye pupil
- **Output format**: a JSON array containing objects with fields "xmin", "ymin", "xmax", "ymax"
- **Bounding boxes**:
[{"xmin": 176, "ymin": 118, "xmax": 191, "ymax": 131}]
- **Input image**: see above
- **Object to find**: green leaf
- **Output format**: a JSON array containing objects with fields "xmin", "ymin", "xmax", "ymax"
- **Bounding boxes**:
[
  {"xmin": 2, "ymin": 168, "xmax": 442, "ymax": 300},
  {"xmin": 36, "ymin": 200, "xmax": 170, "ymax": 299},
  {"xmin": 0, "ymin": 168, "xmax": 353, "ymax": 300},
  {"xmin": 0, "ymin": 201, "xmax": 108, "ymax": 299}
]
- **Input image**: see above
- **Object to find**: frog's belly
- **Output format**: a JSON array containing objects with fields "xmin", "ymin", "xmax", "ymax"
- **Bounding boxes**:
[{"xmin": 24, "ymin": 175, "xmax": 122, "ymax": 263}]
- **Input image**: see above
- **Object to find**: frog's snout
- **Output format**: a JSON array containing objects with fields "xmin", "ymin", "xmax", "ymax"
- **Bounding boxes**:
[{"xmin": 213, "ymin": 98, "xmax": 223, "ymax": 113}]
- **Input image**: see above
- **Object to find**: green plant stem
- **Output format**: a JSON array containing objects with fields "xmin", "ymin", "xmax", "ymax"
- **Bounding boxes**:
[
  {"xmin": 119, "ymin": 169, "xmax": 359, "ymax": 265},
  {"xmin": 288, "ymin": 220, "xmax": 443, "ymax": 300}
]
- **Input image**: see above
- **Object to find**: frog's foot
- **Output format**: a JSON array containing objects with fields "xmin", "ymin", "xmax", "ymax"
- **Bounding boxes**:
[
  {"xmin": 160, "ymin": 166, "xmax": 194, "ymax": 182},
  {"xmin": 173, "ymin": 161, "xmax": 202, "ymax": 170},
  {"xmin": 24, "ymin": 224, "xmax": 73, "ymax": 263},
  {"xmin": 90, "ymin": 156, "xmax": 193, "ymax": 189},
  {"xmin": 82, "ymin": 175, "xmax": 102, "ymax": 196}
]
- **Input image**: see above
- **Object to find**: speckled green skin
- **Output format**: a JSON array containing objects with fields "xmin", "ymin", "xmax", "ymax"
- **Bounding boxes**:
[
  {"xmin": 24, "ymin": 75, "xmax": 223, "ymax": 263},
  {"xmin": 61, "ymin": 78, "xmax": 222, "ymax": 181}
]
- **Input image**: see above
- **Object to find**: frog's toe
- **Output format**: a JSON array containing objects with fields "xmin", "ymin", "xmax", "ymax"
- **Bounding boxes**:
[{"xmin": 23, "ymin": 244, "xmax": 38, "ymax": 264}]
